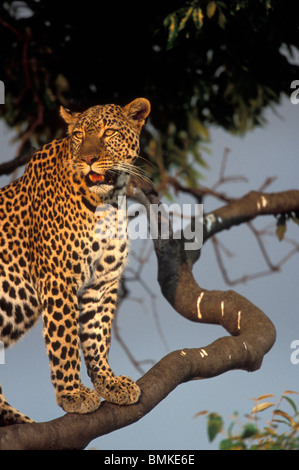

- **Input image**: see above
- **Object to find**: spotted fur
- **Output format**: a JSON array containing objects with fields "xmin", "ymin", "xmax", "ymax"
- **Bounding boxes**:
[{"xmin": 0, "ymin": 98, "xmax": 151, "ymax": 425}]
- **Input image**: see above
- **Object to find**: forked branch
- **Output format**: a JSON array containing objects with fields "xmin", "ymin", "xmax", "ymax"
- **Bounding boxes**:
[{"xmin": 1, "ymin": 182, "xmax": 298, "ymax": 449}]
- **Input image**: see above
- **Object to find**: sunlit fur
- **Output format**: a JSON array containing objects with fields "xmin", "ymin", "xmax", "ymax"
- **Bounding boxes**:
[{"xmin": 0, "ymin": 99, "xmax": 151, "ymax": 425}]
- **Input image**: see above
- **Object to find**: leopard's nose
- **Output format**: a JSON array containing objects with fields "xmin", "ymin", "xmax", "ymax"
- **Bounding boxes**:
[{"xmin": 81, "ymin": 156, "xmax": 98, "ymax": 166}]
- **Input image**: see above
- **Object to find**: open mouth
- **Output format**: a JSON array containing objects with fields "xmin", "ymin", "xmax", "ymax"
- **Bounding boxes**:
[{"xmin": 85, "ymin": 170, "xmax": 119, "ymax": 187}]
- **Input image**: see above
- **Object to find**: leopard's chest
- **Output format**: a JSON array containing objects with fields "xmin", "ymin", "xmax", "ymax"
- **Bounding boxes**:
[{"xmin": 73, "ymin": 207, "xmax": 129, "ymax": 287}]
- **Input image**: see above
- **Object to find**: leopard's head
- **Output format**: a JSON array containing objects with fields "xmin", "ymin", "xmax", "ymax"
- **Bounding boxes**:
[{"xmin": 60, "ymin": 98, "xmax": 150, "ymax": 195}]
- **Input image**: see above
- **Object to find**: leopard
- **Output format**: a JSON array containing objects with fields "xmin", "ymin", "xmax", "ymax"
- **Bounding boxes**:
[{"xmin": 0, "ymin": 97, "xmax": 151, "ymax": 426}]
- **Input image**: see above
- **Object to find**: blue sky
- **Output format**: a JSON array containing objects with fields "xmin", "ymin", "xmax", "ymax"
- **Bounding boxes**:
[{"xmin": 0, "ymin": 94, "xmax": 298, "ymax": 450}]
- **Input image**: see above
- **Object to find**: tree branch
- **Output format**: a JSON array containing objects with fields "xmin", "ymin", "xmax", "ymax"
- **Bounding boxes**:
[
  {"xmin": 0, "ymin": 151, "xmax": 34, "ymax": 176},
  {"xmin": 1, "ymin": 182, "xmax": 298, "ymax": 449},
  {"xmin": 203, "ymin": 190, "xmax": 299, "ymax": 242}
]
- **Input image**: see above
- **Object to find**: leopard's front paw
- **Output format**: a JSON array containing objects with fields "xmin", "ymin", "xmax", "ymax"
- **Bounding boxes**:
[
  {"xmin": 56, "ymin": 384, "xmax": 102, "ymax": 414},
  {"xmin": 94, "ymin": 375, "xmax": 141, "ymax": 405}
]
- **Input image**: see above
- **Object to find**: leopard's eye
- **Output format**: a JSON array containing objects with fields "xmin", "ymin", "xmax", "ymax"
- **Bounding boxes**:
[
  {"xmin": 73, "ymin": 130, "xmax": 84, "ymax": 139},
  {"xmin": 103, "ymin": 129, "xmax": 117, "ymax": 137}
]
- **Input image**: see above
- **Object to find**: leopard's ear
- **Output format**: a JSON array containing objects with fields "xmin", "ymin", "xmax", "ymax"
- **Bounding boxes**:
[
  {"xmin": 123, "ymin": 98, "xmax": 151, "ymax": 131},
  {"xmin": 60, "ymin": 106, "xmax": 80, "ymax": 134}
]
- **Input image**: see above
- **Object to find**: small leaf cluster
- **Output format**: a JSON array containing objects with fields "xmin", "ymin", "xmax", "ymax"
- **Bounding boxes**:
[
  {"xmin": 275, "ymin": 212, "xmax": 299, "ymax": 241},
  {"xmin": 163, "ymin": 1, "xmax": 226, "ymax": 50},
  {"xmin": 197, "ymin": 391, "xmax": 299, "ymax": 450}
]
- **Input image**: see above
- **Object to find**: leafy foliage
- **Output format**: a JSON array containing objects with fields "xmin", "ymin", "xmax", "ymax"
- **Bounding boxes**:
[
  {"xmin": 207, "ymin": 412, "xmax": 223, "ymax": 442},
  {"xmin": 197, "ymin": 391, "xmax": 299, "ymax": 450},
  {"xmin": 0, "ymin": 1, "xmax": 299, "ymax": 188}
]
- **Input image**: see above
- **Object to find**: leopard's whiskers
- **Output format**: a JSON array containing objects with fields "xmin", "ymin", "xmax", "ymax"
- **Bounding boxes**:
[{"xmin": 112, "ymin": 161, "xmax": 151, "ymax": 184}]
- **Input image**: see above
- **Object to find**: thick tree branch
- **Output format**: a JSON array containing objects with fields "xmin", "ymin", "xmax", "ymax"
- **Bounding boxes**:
[
  {"xmin": 203, "ymin": 190, "xmax": 299, "ymax": 242},
  {"xmin": 1, "ymin": 182, "xmax": 298, "ymax": 449},
  {"xmin": 0, "ymin": 324, "xmax": 274, "ymax": 450}
]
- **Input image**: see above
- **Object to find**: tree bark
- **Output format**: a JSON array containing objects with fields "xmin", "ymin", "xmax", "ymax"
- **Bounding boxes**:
[{"xmin": 1, "ymin": 184, "xmax": 298, "ymax": 450}]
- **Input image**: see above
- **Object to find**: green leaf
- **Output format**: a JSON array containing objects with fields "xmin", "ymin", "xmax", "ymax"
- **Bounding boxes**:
[
  {"xmin": 207, "ymin": 413, "xmax": 223, "ymax": 442},
  {"xmin": 164, "ymin": 13, "xmax": 179, "ymax": 50},
  {"xmin": 252, "ymin": 402, "xmax": 275, "ymax": 413},
  {"xmin": 178, "ymin": 7, "xmax": 193, "ymax": 32},
  {"xmin": 206, "ymin": 1, "xmax": 217, "ymax": 19},
  {"xmin": 188, "ymin": 113, "xmax": 210, "ymax": 140},
  {"xmin": 219, "ymin": 438, "xmax": 246, "ymax": 450},
  {"xmin": 276, "ymin": 215, "xmax": 287, "ymax": 241},
  {"xmin": 241, "ymin": 423, "xmax": 258, "ymax": 439},
  {"xmin": 219, "ymin": 438, "xmax": 235, "ymax": 450},
  {"xmin": 283, "ymin": 396, "xmax": 298, "ymax": 415},
  {"xmin": 273, "ymin": 409, "xmax": 296, "ymax": 427},
  {"xmin": 192, "ymin": 6, "xmax": 204, "ymax": 29},
  {"xmin": 218, "ymin": 10, "xmax": 227, "ymax": 29}
]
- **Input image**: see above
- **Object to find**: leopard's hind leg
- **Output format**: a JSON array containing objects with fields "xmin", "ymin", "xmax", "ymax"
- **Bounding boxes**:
[{"xmin": 0, "ymin": 385, "xmax": 34, "ymax": 426}]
